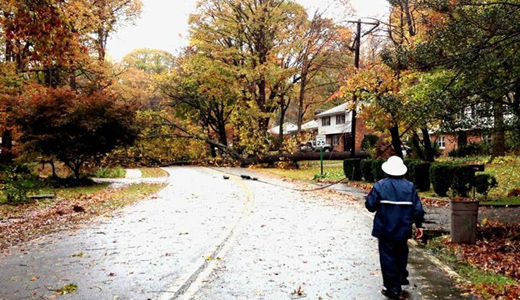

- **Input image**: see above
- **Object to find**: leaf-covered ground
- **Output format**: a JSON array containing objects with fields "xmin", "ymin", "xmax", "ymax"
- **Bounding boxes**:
[
  {"xmin": 430, "ymin": 222, "xmax": 520, "ymax": 299},
  {"xmin": 259, "ymin": 160, "xmax": 345, "ymax": 182},
  {"xmin": 0, "ymin": 183, "xmax": 165, "ymax": 257}
]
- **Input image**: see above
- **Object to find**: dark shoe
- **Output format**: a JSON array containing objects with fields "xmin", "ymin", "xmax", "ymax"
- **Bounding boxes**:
[
  {"xmin": 401, "ymin": 278, "xmax": 410, "ymax": 285},
  {"xmin": 381, "ymin": 289, "xmax": 402, "ymax": 299}
]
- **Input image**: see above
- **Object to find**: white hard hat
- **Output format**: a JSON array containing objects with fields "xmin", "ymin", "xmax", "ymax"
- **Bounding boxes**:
[{"xmin": 382, "ymin": 156, "xmax": 408, "ymax": 176}]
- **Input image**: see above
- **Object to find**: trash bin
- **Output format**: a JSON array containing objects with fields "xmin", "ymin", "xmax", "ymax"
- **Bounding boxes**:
[{"xmin": 450, "ymin": 200, "xmax": 479, "ymax": 244}]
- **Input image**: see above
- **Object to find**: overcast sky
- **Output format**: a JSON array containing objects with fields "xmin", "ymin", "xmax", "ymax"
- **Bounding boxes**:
[{"xmin": 107, "ymin": 0, "xmax": 390, "ymax": 61}]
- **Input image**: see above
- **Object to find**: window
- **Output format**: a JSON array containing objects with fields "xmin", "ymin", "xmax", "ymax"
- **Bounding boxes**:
[
  {"xmin": 438, "ymin": 135, "xmax": 446, "ymax": 149},
  {"xmin": 336, "ymin": 114, "xmax": 346, "ymax": 124},
  {"xmin": 483, "ymin": 134, "xmax": 492, "ymax": 144},
  {"xmin": 322, "ymin": 116, "xmax": 331, "ymax": 126},
  {"xmin": 332, "ymin": 135, "xmax": 340, "ymax": 146}
]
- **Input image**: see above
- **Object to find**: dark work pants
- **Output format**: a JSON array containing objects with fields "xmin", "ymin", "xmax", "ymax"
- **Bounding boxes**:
[{"xmin": 378, "ymin": 238, "xmax": 409, "ymax": 294}]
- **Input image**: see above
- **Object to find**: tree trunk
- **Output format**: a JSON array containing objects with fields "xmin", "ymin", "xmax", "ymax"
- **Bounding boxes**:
[
  {"xmin": 217, "ymin": 119, "xmax": 228, "ymax": 147},
  {"xmin": 0, "ymin": 129, "xmax": 13, "ymax": 163},
  {"xmin": 457, "ymin": 131, "xmax": 468, "ymax": 147},
  {"xmin": 50, "ymin": 159, "xmax": 57, "ymax": 178},
  {"xmin": 411, "ymin": 131, "xmax": 425, "ymax": 160},
  {"xmin": 492, "ymin": 102, "xmax": 506, "ymax": 157},
  {"xmin": 297, "ymin": 72, "xmax": 308, "ymax": 132},
  {"xmin": 421, "ymin": 127, "xmax": 435, "ymax": 162},
  {"xmin": 389, "ymin": 126, "xmax": 404, "ymax": 158}
]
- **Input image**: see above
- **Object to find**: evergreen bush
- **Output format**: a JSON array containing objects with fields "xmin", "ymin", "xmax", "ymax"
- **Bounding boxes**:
[
  {"xmin": 371, "ymin": 160, "xmax": 385, "ymax": 182},
  {"xmin": 430, "ymin": 163, "xmax": 453, "ymax": 197},
  {"xmin": 451, "ymin": 165, "xmax": 476, "ymax": 197},
  {"xmin": 473, "ymin": 174, "xmax": 497, "ymax": 198},
  {"xmin": 360, "ymin": 159, "xmax": 375, "ymax": 182},
  {"xmin": 343, "ymin": 159, "xmax": 362, "ymax": 181}
]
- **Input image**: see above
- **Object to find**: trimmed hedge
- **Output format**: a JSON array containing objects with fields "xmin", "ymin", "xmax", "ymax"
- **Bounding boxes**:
[
  {"xmin": 343, "ymin": 159, "xmax": 362, "ymax": 181},
  {"xmin": 448, "ymin": 143, "xmax": 488, "ymax": 157},
  {"xmin": 430, "ymin": 163, "xmax": 453, "ymax": 197},
  {"xmin": 451, "ymin": 165, "xmax": 476, "ymax": 197},
  {"xmin": 430, "ymin": 163, "xmax": 478, "ymax": 197},
  {"xmin": 474, "ymin": 174, "xmax": 498, "ymax": 198},
  {"xmin": 360, "ymin": 159, "xmax": 375, "ymax": 182},
  {"xmin": 371, "ymin": 160, "xmax": 386, "ymax": 182},
  {"xmin": 406, "ymin": 160, "xmax": 431, "ymax": 192}
]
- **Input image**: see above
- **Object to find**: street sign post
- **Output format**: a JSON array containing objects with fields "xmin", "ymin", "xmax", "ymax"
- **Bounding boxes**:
[
  {"xmin": 316, "ymin": 135, "xmax": 326, "ymax": 148},
  {"xmin": 316, "ymin": 135, "xmax": 326, "ymax": 176}
]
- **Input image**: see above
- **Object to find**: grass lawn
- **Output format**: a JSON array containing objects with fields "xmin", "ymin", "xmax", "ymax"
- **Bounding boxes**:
[
  {"xmin": 259, "ymin": 160, "xmax": 344, "ymax": 182},
  {"xmin": 91, "ymin": 167, "xmax": 126, "ymax": 178},
  {"xmin": 140, "ymin": 167, "xmax": 169, "ymax": 178},
  {"xmin": 480, "ymin": 197, "xmax": 520, "ymax": 206}
]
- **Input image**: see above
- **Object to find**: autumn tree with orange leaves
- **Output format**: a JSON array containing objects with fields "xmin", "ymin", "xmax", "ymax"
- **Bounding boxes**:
[{"xmin": 0, "ymin": 0, "xmax": 142, "ymax": 177}]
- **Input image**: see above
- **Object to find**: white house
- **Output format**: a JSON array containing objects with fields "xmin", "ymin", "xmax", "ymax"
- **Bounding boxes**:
[
  {"xmin": 301, "ymin": 120, "xmax": 318, "ymax": 132},
  {"xmin": 316, "ymin": 104, "xmax": 353, "ymax": 151},
  {"xmin": 268, "ymin": 122, "xmax": 298, "ymax": 136}
]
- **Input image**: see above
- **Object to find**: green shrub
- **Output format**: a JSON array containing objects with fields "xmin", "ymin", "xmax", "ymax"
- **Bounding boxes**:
[
  {"xmin": 0, "ymin": 166, "xmax": 40, "ymax": 204},
  {"xmin": 413, "ymin": 162, "xmax": 431, "ymax": 192},
  {"xmin": 403, "ymin": 160, "xmax": 431, "ymax": 191},
  {"xmin": 92, "ymin": 167, "xmax": 126, "ymax": 178},
  {"xmin": 449, "ymin": 143, "xmax": 488, "ymax": 157},
  {"xmin": 360, "ymin": 159, "xmax": 375, "ymax": 182},
  {"xmin": 473, "ymin": 174, "xmax": 498, "ymax": 198},
  {"xmin": 451, "ymin": 165, "xmax": 476, "ymax": 197},
  {"xmin": 343, "ymin": 159, "xmax": 362, "ymax": 181},
  {"xmin": 430, "ymin": 163, "xmax": 453, "ymax": 197},
  {"xmin": 371, "ymin": 160, "xmax": 385, "ymax": 182},
  {"xmin": 404, "ymin": 159, "xmax": 417, "ymax": 181}
]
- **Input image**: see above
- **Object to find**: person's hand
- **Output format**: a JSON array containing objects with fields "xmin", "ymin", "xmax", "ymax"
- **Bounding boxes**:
[{"xmin": 415, "ymin": 228, "xmax": 424, "ymax": 239}]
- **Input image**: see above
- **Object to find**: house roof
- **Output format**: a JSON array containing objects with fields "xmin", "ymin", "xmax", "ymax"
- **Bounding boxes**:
[
  {"xmin": 316, "ymin": 103, "xmax": 349, "ymax": 118},
  {"xmin": 268, "ymin": 122, "xmax": 298, "ymax": 135},
  {"xmin": 301, "ymin": 120, "xmax": 318, "ymax": 130}
]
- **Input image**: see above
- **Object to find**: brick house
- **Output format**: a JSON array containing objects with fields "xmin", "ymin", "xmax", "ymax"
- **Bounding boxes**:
[
  {"xmin": 429, "ymin": 105, "xmax": 501, "ymax": 155},
  {"xmin": 430, "ymin": 130, "xmax": 489, "ymax": 156},
  {"xmin": 316, "ymin": 104, "xmax": 371, "ymax": 153}
]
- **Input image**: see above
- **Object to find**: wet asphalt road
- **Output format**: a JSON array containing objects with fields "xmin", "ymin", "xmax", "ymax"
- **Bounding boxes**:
[{"xmin": 0, "ymin": 167, "xmax": 465, "ymax": 299}]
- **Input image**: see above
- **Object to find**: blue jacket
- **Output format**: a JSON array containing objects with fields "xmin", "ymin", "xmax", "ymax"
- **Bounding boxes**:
[{"xmin": 365, "ymin": 178, "xmax": 425, "ymax": 241}]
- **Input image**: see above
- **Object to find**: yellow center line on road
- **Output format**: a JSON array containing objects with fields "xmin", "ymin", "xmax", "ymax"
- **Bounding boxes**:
[{"xmin": 156, "ymin": 167, "xmax": 255, "ymax": 300}]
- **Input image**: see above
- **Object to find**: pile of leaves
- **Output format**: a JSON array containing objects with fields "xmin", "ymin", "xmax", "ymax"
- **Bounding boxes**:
[
  {"xmin": 420, "ymin": 196, "xmax": 449, "ymax": 208},
  {"xmin": 443, "ymin": 221, "xmax": 520, "ymax": 299},
  {"xmin": 347, "ymin": 182, "xmax": 372, "ymax": 193},
  {"xmin": 0, "ymin": 183, "xmax": 164, "ymax": 257},
  {"xmin": 454, "ymin": 221, "xmax": 520, "ymax": 280}
]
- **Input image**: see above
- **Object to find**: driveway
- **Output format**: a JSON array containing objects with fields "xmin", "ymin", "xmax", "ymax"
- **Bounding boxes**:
[{"xmin": 0, "ymin": 167, "xmax": 465, "ymax": 299}]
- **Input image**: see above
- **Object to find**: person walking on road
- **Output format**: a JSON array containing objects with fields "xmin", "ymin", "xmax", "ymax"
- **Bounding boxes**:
[{"xmin": 365, "ymin": 156, "xmax": 426, "ymax": 299}]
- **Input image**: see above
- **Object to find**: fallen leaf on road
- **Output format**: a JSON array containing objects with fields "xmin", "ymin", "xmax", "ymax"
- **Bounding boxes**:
[
  {"xmin": 71, "ymin": 252, "xmax": 84, "ymax": 258},
  {"xmin": 291, "ymin": 286, "xmax": 306, "ymax": 298},
  {"xmin": 29, "ymin": 277, "xmax": 36, "ymax": 281},
  {"xmin": 55, "ymin": 283, "xmax": 78, "ymax": 295}
]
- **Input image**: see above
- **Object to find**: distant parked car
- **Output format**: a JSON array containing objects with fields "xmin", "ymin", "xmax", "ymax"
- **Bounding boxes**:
[{"xmin": 300, "ymin": 140, "xmax": 333, "ymax": 152}]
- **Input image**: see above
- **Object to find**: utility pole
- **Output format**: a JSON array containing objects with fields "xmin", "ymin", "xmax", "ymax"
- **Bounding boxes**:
[{"xmin": 347, "ymin": 19, "xmax": 379, "ymax": 158}]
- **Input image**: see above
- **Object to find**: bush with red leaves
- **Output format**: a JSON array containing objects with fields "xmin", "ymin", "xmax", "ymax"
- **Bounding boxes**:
[{"xmin": 507, "ymin": 188, "xmax": 520, "ymax": 198}]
